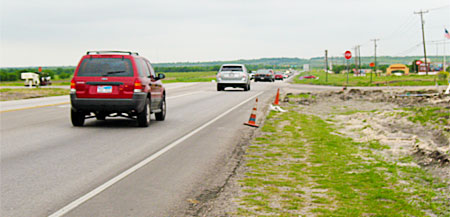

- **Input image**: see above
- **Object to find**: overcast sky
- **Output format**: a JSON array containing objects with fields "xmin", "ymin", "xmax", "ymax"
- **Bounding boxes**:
[{"xmin": 1, "ymin": 0, "xmax": 449, "ymax": 67}]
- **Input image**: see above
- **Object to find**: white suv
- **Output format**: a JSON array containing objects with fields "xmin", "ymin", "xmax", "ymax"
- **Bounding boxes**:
[{"xmin": 216, "ymin": 64, "xmax": 250, "ymax": 91}]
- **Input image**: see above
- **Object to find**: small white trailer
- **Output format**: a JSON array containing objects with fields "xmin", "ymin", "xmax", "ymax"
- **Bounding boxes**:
[{"xmin": 21, "ymin": 72, "xmax": 40, "ymax": 87}]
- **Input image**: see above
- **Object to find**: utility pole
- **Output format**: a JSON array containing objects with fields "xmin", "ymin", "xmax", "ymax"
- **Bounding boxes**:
[
  {"xmin": 371, "ymin": 39, "xmax": 379, "ymax": 81},
  {"xmin": 358, "ymin": 45, "xmax": 362, "ymax": 75},
  {"xmin": 354, "ymin": 46, "xmax": 359, "ymax": 74},
  {"xmin": 325, "ymin": 50, "xmax": 328, "ymax": 82},
  {"xmin": 414, "ymin": 10, "xmax": 429, "ymax": 75}
]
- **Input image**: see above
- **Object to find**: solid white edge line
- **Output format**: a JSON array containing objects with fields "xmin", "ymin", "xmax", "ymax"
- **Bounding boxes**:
[{"xmin": 48, "ymin": 91, "xmax": 264, "ymax": 217}]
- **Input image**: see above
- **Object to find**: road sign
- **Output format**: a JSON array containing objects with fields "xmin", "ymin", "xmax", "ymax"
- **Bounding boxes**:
[
  {"xmin": 415, "ymin": 60, "xmax": 423, "ymax": 65},
  {"xmin": 345, "ymin": 51, "xmax": 352, "ymax": 60},
  {"xmin": 369, "ymin": 62, "xmax": 375, "ymax": 67}
]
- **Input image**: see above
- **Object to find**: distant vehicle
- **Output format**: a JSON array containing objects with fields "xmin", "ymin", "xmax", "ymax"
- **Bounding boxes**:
[
  {"xmin": 21, "ymin": 72, "xmax": 40, "ymax": 86},
  {"xmin": 21, "ymin": 72, "xmax": 52, "ymax": 86},
  {"xmin": 254, "ymin": 69, "xmax": 274, "ymax": 82},
  {"xmin": 70, "ymin": 51, "xmax": 166, "ymax": 127},
  {"xmin": 274, "ymin": 72, "xmax": 284, "ymax": 80},
  {"xmin": 216, "ymin": 64, "xmax": 250, "ymax": 91},
  {"xmin": 299, "ymin": 75, "xmax": 317, "ymax": 80},
  {"xmin": 40, "ymin": 76, "xmax": 52, "ymax": 86},
  {"xmin": 249, "ymin": 71, "xmax": 255, "ymax": 80}
]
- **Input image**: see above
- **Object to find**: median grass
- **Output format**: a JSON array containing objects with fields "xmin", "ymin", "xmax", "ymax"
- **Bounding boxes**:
[
  {"xmin": 162, "ymin": 71, "xmax": 216, "ymax": 83},
  {"xmin": 0, "ymin": 71, "xmax": 217, "ymax": 86},
  {"xmin": 294, "ymin": 71, "xmax": 448, "ymax": 87},
  {"xmin": 235, "ymin": 108, "xmax": 449, "ymax": 216},
  {"xmin": 0, "ymin": 88, "xmax": 69, "ymax": 101}
]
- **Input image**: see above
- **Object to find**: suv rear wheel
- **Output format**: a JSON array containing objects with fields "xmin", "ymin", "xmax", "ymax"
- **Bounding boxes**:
[
  {"xmin": 137, "ymin": 98, "xmax": 151, "ymax": 127},
  {"xmin": 71, "ymin": 109, "xmax": 85, "ymax": 126},
  {"xmin": 155, "ymin": 97, "xmax": 166, "ymax": 121},
  {"xmin": 217, "ymin": 84, "xmax": 224, "ymax": 91},
  {"xmin": 243, "ymin": 84, "xmax": 249, "ymax": 91}
]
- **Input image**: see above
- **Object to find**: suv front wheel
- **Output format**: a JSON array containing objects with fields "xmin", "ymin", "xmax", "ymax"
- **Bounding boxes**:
[
  {"xmin": 137, "ymin": 98, "xmax": 151, "ymax": 127},
  {"xmin": 155, "ymin": 97, "xmax": 166, "ymax": 121}
]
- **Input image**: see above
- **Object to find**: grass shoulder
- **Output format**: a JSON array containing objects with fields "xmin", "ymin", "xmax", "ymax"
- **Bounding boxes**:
[
  {"xmin": 234, "ymin": 107, "xmax": 449, "ymax": 216},
  {"xmin": 0, "ymin": 88, "xmax": 69, "ymax": 101}
]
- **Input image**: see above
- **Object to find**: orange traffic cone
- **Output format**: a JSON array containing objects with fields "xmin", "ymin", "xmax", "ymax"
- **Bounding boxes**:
[
  {"xmin": 273, "ymin": 88, "xmax": 280, "ymax": 105},
  {"xmin": 244, "ymin": 98, "xmax": 259, "ymax": 128}
]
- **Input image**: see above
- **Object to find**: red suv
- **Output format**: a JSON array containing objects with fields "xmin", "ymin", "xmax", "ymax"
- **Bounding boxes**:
[{"xmin": 70, "ymin": 51, "xmax": 166, "ymax": 127}]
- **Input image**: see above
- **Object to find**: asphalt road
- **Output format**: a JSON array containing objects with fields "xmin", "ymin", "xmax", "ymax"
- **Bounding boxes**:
[{"xmin": 1, "ymin": 80, "xmax": 289, "ymax": 217}]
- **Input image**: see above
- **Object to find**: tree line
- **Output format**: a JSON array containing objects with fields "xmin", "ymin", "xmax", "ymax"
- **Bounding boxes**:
[{"xmin": 0, "ymin": 67, "xmax": 74, "ymax": 81}]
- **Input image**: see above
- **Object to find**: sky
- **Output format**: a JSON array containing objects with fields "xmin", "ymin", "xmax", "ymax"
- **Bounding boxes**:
[{"xmin": 1, "ymin": 0, "xmax": 449, "ymax": 67}]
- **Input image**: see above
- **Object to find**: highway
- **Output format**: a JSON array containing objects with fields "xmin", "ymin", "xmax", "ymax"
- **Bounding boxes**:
[{"xmin": 1, "ymin": 81, "xmax": 289, "ymax": 217}]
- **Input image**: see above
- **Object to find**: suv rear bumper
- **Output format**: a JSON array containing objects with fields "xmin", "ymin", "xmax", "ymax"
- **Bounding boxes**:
[{"xmin": 70, "ymin": 92, "xmax": 147, "ymax": 113}]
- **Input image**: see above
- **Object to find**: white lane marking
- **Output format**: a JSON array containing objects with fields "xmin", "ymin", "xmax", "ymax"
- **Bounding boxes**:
[
  {"xmin": 48, "ymin": 91, "xmax": 264, "ymax": 217},
  {"xmin": 167, "ymin": 91, "xmax": 203, "ymax": 100},
  {"xmin": 165, "ymin": 82, "xmax": 197, "ymax": 90}
]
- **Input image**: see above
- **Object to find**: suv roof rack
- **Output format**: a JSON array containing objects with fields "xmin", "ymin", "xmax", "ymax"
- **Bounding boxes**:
[{"xmin": 86, "ymin": 51, "xmax": 139, "ymax": 56}]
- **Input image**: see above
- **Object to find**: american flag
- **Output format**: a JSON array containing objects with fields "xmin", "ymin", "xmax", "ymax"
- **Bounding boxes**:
[{"xmin": 445, "ymin": 28, "xmax": 450, "ymax": 39}]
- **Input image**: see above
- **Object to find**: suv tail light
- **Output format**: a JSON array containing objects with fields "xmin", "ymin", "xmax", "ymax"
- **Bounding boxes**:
[
  {"xmin": 134, "ymin": 79, "xmax": 143, "ymax": 93},
  {"xmin": 70, "ymin": 79, "xmax": 76, "ymax": 92}
]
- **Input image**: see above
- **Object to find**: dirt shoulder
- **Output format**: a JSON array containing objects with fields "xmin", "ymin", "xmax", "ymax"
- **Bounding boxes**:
[{"xmin": 195, "ymin": 87, "xmax": 450, "ymax": 216}]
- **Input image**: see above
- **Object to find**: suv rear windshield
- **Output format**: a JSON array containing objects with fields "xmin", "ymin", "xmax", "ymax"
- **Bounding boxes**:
[
  {"xmin": 221, "ymin": 66, "xmax": 243, "ymax": 71},
  {"xmin": 77, "ymin": 58, "xmax": 133, "ymax": 77}
]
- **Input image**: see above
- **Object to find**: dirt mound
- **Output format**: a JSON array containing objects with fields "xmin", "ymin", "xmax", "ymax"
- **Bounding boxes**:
[{"xmin": 286, "ymin": 89, "xmax": 450, "ymax": 187}]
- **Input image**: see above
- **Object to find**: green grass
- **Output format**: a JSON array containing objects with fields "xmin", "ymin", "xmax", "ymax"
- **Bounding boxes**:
[
  {"xmin": 287, "ymin": 93, "xmax": 316, "ymax": 99},
  {"xmin": 402, "ymin": 106, "xmax": 450, "ymax": 126},
  {"xmin": 0, "ymin": 79, "xmax": 71, "ymax": 86},
  {"xmin": 0, "ymin": 71, "xmax": 216, "ymax": 86},
  {"xmin": 0, "ymin": 88, "xmax": 69, "ymax": 101},
  {"xmin": 162, "ymin": 71, "xmax": 216, "ymax": 83},
  {"xmin": 294, "ymin": 70, "xmax": 448, "ymax": 87},
  {"xmin": 235, "ymin": 108, "xmax": 449, "ymax": 216}
]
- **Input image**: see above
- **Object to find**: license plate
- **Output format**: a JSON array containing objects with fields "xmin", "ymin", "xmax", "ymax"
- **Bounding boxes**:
[
  {"xmin": 261, "ymin": 77, "xmax": 265, "ymax": 79},
  {"xmin": 97, "ymin": 86, "xmax": 112, "ymax": 93}
]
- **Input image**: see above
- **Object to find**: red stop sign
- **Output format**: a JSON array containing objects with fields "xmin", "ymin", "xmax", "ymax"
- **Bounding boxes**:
[
  {"xmin": 415, "ymin": 60, "xmax": 423, "ymax": 65},
  {"xmin": 369, "ymin": 62, "xmax": 375, "ymax": 67},
  {"xmin": 345, "ymin": 51, "xmax": 352, "ymax": 60}
]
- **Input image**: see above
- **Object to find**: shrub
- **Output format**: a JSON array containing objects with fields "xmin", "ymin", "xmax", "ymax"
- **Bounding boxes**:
[{"xmin": 437, "ymin": 71, "xmax": 449, "ymax": 81}]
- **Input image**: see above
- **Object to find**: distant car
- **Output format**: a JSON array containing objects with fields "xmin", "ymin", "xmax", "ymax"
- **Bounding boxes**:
[
  {"xmin": 70, "ymin": 51, "xmax": 166, "ymax": 127},
  {"xmin": 249, "ymin": 71, "xmax": 255, "ymax": 80},
  {"xmin": 216, "ymin": 64, "xmax": 250, "ymax": 91},
  {"xmin": 274, "ymin": 72, "xmax": 284, "ymax": 80},
  {"xmin": 254, "ymin": 69, "xmax": 274, "ymax": 82},
  {"xmin": 299, "ymin": 75, "xmax": 316, "ymax": 80}
]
